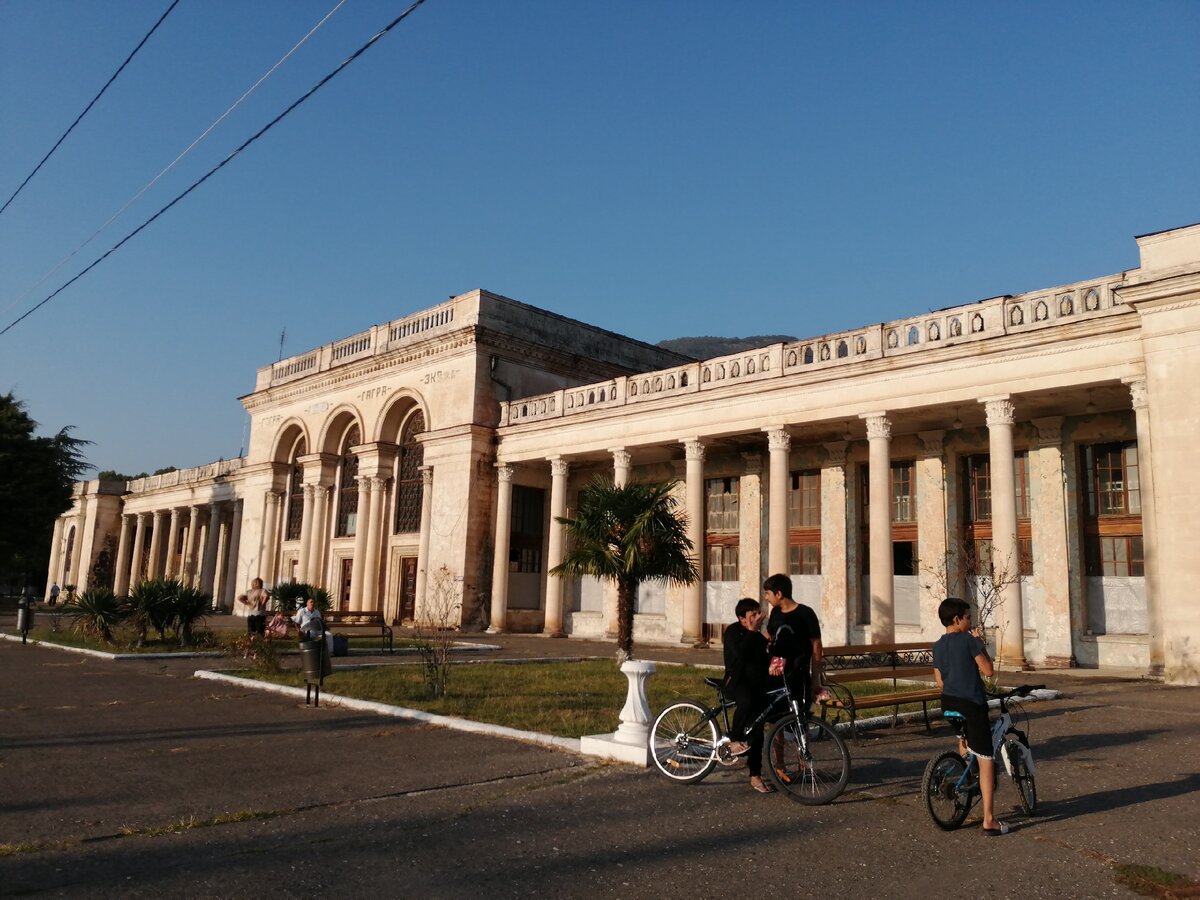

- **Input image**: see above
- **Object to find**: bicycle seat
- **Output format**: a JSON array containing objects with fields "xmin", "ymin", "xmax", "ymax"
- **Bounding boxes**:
[
  {"xmin": 942, "ymin": 709, "xmax": 968, "ymax": 738},
  {"xmin": 704, "ymin": 677, "xmax": 724, "ymax": 690}
]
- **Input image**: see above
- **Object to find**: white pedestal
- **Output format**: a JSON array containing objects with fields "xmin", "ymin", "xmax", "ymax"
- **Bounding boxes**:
[{"xmin": 578, "ymin": 659, "xmax": 656, "ymax": 766}]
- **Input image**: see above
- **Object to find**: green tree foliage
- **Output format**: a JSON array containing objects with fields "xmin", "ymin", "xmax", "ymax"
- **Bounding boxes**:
[
  {"xmin": 63, "ymin": 587, "xmax": 124, "ymax": 644},
  {"xmin": 271, "ymin": 581, "xmax": 331, "ymax": 613},
  {"xmin": 0, "ymin": 393, "xmax": 90, "ymax": 592},
  {"xmin": 551, "ymin": 478, "xmax": 698, "ymax": 663},
  {"xmin": 96, "ymin": 470, "xmax": 147, "ymax": 482}
]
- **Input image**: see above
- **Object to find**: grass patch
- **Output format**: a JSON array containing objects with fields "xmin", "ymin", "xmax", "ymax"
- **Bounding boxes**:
[
  {"xmin": 120, "ymin": 809, "xmax": 278, "ymax": 837},
  {"xmin": 1113, "ymin": 864, "xmax": 1199, "ymax": 898},
  {"xmin": 247, "ymin": 659, "xmax": 719, "ymax": 737},
  {"xmin": 0, "ymin": 840, "xmax": 57, "ymax": 857},
  {"xmin": 5, "ymin": 625, "xmax": 239, "ymax": 654}
]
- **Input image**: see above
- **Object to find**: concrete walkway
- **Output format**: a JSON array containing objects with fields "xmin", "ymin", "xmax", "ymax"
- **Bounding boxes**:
[{"xmin": 2, "ymin": 623, "xmax": 1198, "ymax": 898}]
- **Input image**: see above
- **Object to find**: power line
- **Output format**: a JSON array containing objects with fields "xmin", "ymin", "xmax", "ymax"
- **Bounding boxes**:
[
  {"xmin": 0, "ymin": 0, "xmax": 430, "ymax": 338},
  {"xmin": 0, "ymin": 0, "xmax": 182, "ymax": 219},
  {"xmin": 0, "ymin": 0, "xmax": 348, "ymax": 324}
]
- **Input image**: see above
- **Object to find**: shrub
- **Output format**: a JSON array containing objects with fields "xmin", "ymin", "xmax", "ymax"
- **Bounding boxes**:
[{"xmin": 63, "ymin": 588, "xmax": 125, "ymax": 644}]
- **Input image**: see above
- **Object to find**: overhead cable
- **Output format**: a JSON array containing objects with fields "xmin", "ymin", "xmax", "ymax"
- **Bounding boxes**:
[
  {"xmin": 0, "ymin": 0, "xmax": 182, "ymax": 219},
  {"xmin": 0, "ymin": 0, "xmax": 348, "ymax": 324},
  {"xmin": 0, "ymin": 0, "xmax": 430, "ymax": 338}
]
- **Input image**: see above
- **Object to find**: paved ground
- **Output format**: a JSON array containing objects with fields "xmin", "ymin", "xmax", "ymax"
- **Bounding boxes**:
[{"xmin": 2, "ymin": 620, "xmax": 1198, "ymax": 899}]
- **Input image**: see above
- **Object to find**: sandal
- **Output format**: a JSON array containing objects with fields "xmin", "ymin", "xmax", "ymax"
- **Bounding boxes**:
[
  {"xmin": 751, "ymin": 780, "xmax": 776, "ymax": 794},
  {"xmin": 982, "ymin": 822, "xmax": 1010, "ymax": 836},
  {"xmin": 728, "ymin": 741, "xmax": 750, "ymax": 757}
]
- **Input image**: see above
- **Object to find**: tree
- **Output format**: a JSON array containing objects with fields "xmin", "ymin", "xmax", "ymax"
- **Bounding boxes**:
[
  {"xmin": 0, "ymin": 393, "xmax": 90, "ymax": 593},
  {"xmin": 551, "ymin": 477, "xmax": 698, "ymax": 663}
]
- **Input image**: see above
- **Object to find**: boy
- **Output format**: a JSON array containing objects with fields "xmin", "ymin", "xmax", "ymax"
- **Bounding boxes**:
[
  {"xmin": 761, "ymin": 573, "xmax": 827, "ymax": 703},
  {"xmin": 932, "ymin": 597, "xmax": 1008, "ymax": 835},
  {"xmin": 723, "ymin": 598, "xmax": 773, "ymax": 793}
]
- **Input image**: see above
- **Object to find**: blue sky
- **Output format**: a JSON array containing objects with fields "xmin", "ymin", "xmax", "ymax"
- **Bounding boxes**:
[{"xmin": 2, "ymin": 0, "xmax": 1197, "ymax": 477}]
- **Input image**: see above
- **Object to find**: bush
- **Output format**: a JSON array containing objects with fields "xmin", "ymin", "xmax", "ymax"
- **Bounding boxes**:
[
  {"xmin": 63, "ymin": 588, "xmax": 125, "ymax": 644},
  {"xmin": 271, "ymin": 582, "xmax": 331, "ymax": 613}
]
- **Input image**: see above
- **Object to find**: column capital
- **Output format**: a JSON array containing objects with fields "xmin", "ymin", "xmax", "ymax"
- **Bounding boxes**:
[
  {"xmin": 1032, "ymin": 416, "xmax": 1064, "ymax": 447},
  {"xmin": 264, "ymin": 488, "xmax": 283, "ymax": 505},
  {"xmin": 982, "ymin": 395, "xmax": 1015, "ymax": 426},
  {"xmin": 496, "ymin": 463, "xmax": 514, "ymax": 483},
  {"xmin": 611, "ymin": 448, "xmax": 632, "ymax": 469},
  {"xmin": 368, "ymin": 476, "xmax": 388, "ymax": 491},
  {"xmin": 860, "ymin": 412, "xmax": 891, "ymax": 441},
  {"xmin": 766, "ymin": 428, "xmax": 791, "ymax": 452},
  {"xmin": 918, "ymin": 430, "xmax": 945, "ymax": 456},
  {"xmin": 303, "ymin": 483, "xmax": 317, "ymax": 499},
  {"xmin": 823, "ymin": 440, "xmax": 849, "ymax": 466},
  {"xmin": 1122, "ymin": 376, "xmax": 1150, "ymax": 410},
  {"xmin": 549, "ymin": 457, "xmax": 570, "ymax": 478},
  {"xmin": 741, "ymin": 452, "xmax": 763, "ymax": 476},
  {"xmin": 683, "ymin": 438, "xmax": 706, "ymax": 462},
  {"xmin": 419, "ymin": 465, "xmax": 434, "ymax": 487}
]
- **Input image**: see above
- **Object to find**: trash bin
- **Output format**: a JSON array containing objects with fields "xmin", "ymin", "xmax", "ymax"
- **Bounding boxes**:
[
  {"xmin": 299, "ymin": 639, "xmax": 331, "ymax": 681},
  {"xmin": 17, "ymin": 596, "xmax": 34, "ymax": 644},
  {"xmin": 331, "ymin": 633, "xmax": 349, "ymax": 657}
]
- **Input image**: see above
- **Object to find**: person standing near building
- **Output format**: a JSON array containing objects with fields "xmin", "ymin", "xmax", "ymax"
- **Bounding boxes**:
[
  {"xmin": 239, "ymin": 577, "xmax": 270, "ymax": 636},
  {"xmin": 762, "ymin": 573, "xmax": 825, "ymax": 703},
  {"xmin": 724, "ymin": 597, "xmax": 773, "ymax": 793},
  {"xmin": 48, "ymin": 582, "xmax": 60, "ymax": 605}
]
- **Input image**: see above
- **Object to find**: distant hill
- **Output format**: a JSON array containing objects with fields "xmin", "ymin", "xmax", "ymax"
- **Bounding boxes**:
[{"xmin": 656, "ymin": 334, "xmax": 798, "ymax": 359}]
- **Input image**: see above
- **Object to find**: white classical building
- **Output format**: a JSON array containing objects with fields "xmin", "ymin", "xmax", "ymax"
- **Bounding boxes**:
[{"xmin": 49, "ymin": 224, "xmax": 1200, "ymax": 684}]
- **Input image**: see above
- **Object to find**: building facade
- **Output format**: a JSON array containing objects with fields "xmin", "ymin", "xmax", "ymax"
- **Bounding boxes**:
[{"xmin": 49, "ymin": 225, "xmax": 1200, "ymax": 684}]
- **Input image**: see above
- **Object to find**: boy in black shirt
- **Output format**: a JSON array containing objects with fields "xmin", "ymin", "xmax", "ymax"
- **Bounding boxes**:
[
  {"xmin": 932, "ymin": 597, "xmax": 1008, "ymax": 835},
  {"xmin": 724, "ymin": 597, "xmax": 773, "ymax": 793}
]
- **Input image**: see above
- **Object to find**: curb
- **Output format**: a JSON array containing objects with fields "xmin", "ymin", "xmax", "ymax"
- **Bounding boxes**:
[{"xmin": 193, "ymin": 669, "xmax": 583, "ymax": 756}]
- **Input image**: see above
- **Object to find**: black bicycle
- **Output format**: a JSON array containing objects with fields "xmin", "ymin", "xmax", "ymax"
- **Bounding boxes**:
[{"xmin": 649, "ymin": 671, "xmax": 851, "ymax": 805}]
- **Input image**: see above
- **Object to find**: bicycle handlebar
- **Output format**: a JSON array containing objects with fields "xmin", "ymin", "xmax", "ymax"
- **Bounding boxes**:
[{"xmin": 988, "ymin": 683, "xmax": 1045, "ymax": 699}]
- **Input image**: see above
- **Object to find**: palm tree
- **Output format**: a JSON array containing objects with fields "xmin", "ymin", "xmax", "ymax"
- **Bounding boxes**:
[
  {"xmin": 551, "ymin": 477, "xmax": 698, "ymax": 663},
  {"xmin": 172, "ymin": 584, "xmax": 212, "ymax": 647},
  {"xmin": 63, "ymin": 587, "xmax": 125, "ymax": 644}
]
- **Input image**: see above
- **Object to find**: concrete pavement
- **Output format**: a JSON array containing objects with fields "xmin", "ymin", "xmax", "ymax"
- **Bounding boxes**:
[{"xmin": 2, "ymin": 628, "xmax": 1198, "ymax": 899}]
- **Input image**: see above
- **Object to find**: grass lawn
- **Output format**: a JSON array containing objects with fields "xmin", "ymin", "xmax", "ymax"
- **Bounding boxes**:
[
  {"xmin": 4, "ymin": 625, "xmax": 235, "ymax": 653},
  {"xmin": 249, "ymin": 660, "xmax": 720, "ymax": 737}
]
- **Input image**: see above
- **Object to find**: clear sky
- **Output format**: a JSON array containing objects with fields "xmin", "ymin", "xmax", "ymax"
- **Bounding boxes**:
[{"xmin": 1, "ymin": 1, "xmax": 1197, "ymax": 477}]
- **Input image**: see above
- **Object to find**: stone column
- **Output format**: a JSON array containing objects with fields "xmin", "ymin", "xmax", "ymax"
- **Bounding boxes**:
[
  {"xmin": 46, "ymin": 518, "xmax": 65, "ymax": 599},
  {"xmin": 164, "ymin": 509, "xmax": 182, "ymax": 579},
  {"xmin": 767, "ymin": 428, "xmax": 791, "ymax": 577},
  {"xmin": 543, "ymin": 457, "xmax": 570, "ymax": 637},
  {"xmin": 130, "ymin": 513, "xmax": 148, "ymax": 587},
  {"xmin": 861, "ymin": 412, "xmax": 894, "ymax": 643},
  {"xmin": 821, "ymin": 441, "xmax": 850, "ymax": 645},
  {"xmin": 1031, "ymin": 417, "xmax": 1072, "ymax": 667},
  {"xmin": 68, "ymin": 496, "xmax": 88, "ymax": 587},
  {"xmin": 984, "ymin": 396, "xmax": 1026, "ymax": 668},
  {"xmin": 1124, "ymin": 377, "xmax": 1164, "ymax": 676},
  {"xmin": 739, "ymin": 452, "xmax": 764, "ymax": 602},
  {"xmin": 183, "ymin": 506, "xmax": 202, "ymax": 585},
  {"xmin": 682, "ymin": 439, "xmax": 706, "ymax": 645},
  {"xmin": 223, "ymin": 501, "xmax": 243, "ymax": 610},
  {"xmin": 917, "ymin": 431, "xmax": 948, "ymax": 638},
  {"xmin": 113, "ymin": 515, "xmax": 134, "ymax": 596},
  {"xmin": 307, "ymin": 485, "xmax": 330, "ymax": 586},
  {"xmin": 488, "ymin": 464, "xmax": 514, "ymax": 633},
  {"xmin": 259, "ymin": 490, "xmax": 281, "ymax": 586},
  {"xmin": 297, "ymin": 484, "xmax": 315, "ymax": 586},
  {"xmin": 349, "ymin": 478, "xmax": 371, "ymax": 611},
  {"xmin": 147, "ymin": 511, "xmax": 166, "ymax": 579},
  {"xmin": 604, "ymin": 449, "xmax": 633, "ymax": 637},
  {"xmin": 360, "ymin": 477, "xmax": 387, "ymax": 613},
  {"xmin": 415, "ymin": 466, "xmax": 435, "ymax": 622},
  {"xmin": 200, "ymin": 503, "xmax": 223, "ymax": 596}
]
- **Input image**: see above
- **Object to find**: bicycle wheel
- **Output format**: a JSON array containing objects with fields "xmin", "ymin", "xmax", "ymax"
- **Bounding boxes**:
[
  {"xmin": 765, "ymin": 714, "xmax": 850, "ymax": 805},
  {"xmin": 649, "ymin": 701, "xmax": 719, "ymax": 784},
  {"xmin": 922, "ymin": 751, "xmax": 973, "ymax": 830},
  {"xmin": 1005, "ymin": 736, "xmax": 1037, "ymax": 815}
]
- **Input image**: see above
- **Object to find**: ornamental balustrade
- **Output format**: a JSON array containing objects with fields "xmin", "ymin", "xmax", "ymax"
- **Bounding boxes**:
[
  {"xmin": 127, "ymin": 457, "xmax": 245, "ymax": 494},
  {"xmin": 499, "ymin": 277, "xmax": 1126, "ymax": 427}
]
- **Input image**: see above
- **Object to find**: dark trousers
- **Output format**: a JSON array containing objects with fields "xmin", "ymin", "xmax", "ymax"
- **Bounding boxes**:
[
  {"xmin": 730, "ymin": 686, "xmax": 767, "ymax": 777},
  {"xmin": 247, "ymin": 614, "xmax": 266, "ymax": 635}
]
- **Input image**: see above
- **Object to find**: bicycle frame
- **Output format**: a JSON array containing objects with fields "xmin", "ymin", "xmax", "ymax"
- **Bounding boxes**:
[{"xmin": 947, "ymin": 691, "xmax": 1034, "ymax": 796}]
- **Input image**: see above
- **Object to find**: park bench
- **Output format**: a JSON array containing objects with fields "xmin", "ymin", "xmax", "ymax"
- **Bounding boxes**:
[
  {"xmin": 323, "ymin": 611, "xmax": 394, "ymax": 654},
  {"xmin": 818, "ymin": 641, "xmax": 940, "ymax": 738}
]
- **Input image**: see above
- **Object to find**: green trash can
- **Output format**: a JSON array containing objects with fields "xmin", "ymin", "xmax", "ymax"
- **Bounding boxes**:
[{"xmin": 299, "ymin": 639, "xmax": 331, "ymax": 680}]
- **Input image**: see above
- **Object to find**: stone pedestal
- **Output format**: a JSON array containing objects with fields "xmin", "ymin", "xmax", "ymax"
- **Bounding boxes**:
[{"xmin": 578, "ymin": 659, "xmax": 656, "ymax": 765}]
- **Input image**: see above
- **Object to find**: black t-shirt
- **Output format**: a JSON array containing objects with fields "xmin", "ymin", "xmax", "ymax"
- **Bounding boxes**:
[
  {"xmin": 723, "ymin": 621, "xmax": 768, "ymax": 695},
  {"xmin": 766, "ymin": 603, "xmax": 821, "ymax": 675}
]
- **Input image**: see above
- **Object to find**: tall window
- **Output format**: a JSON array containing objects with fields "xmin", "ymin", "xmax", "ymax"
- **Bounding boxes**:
[
  {"xmin": 510, "ymin": 486, "xmax": 545, "ymax": 573},
  {"xmin": 862, "ymin": 461, "xmax": 919, "ymax": 577},
  {"xmin": 335, "ymin": 425, "xmax": 361, "ymax": 538},
  {"xmin": 963, "ymin": 452, "xmax": 1033, "ymax": 576},
  {"xmin": 788, "ymin": 470, "xmax": 821, "ymax": 575},
  {"xmin": 1083, "ymin": 442, "xmax": 1143, "ymax": 576},
  {"xmin": 705, "ymin": 477, "xmax": 739, "ymax": 581},
  {"xmin": 393, "ymin": 411, "xmax": 425, "ymax": 534},
  {"xmin": 285, "ymin": 441, "xmax": 306, "ymax": 541}
]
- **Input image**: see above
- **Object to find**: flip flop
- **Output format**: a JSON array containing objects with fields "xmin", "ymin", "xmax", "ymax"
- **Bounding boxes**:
[
  {"xmin": 982, "ymin": 822, "xmax": 1010, "ymax": 836},
  {"xmin": 728, "ymin": 742, "xmax": 750, "ymax": 757},
  {"xmin": 751, "ymin": 781, "xmax": 776, "ymax": 794}
]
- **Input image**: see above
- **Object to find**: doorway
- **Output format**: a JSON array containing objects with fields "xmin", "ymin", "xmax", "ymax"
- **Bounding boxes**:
[
  {"xmin": 339, "ymin": 558, "xmax": 353, "ymax": 611},
  {"xmin": 400, "ymin": 557, "xmax": 418, "ymax": 621}
]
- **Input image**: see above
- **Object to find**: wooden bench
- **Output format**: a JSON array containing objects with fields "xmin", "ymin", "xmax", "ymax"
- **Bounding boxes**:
[
  {"xmin": 323, "ymin": 611, "xmax": 394, "ymax": 654},
  {"xmin": 818, "ymin": 642, "xmax": 940, "ymax": 738}
]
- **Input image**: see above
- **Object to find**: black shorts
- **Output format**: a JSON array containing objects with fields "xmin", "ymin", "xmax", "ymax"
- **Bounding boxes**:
[
  {"xmin": 247, "ymin": 614, "xmax": 267, "ymax": 635},
  {"xmin": 941, "ymin": 695, "xmax": 992, "ymax": 759}
]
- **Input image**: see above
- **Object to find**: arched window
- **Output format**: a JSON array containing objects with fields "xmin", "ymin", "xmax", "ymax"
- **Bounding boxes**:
[
  {"xmin": 394, "ymin": 412, "xmax": 425, "ymax": 534},
  {"xmin": 285, "ymin": 440, "xmax": 306, "ymax": 541},
  {"xmin": 336, "ymin": 425, "xmax": 361, "ymax": 537}
]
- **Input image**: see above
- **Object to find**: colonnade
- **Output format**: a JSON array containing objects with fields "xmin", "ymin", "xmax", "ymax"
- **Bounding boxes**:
[{"xmin": 489, "ymin": 384, "xmax": 1163, "ymax": 672}]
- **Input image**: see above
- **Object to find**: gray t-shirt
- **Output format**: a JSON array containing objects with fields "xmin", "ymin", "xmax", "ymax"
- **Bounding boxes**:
[{"xmin": 933, "ymin": 630, "xmax": 987, "ymax": 706}]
